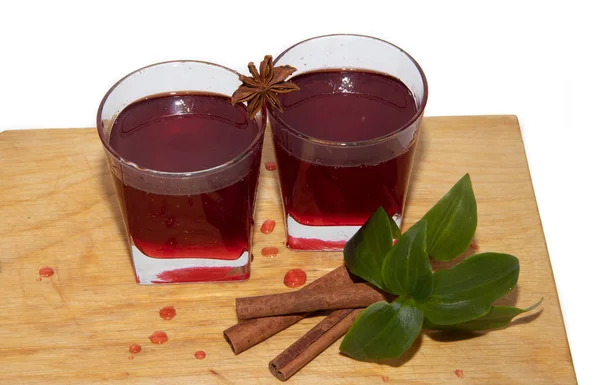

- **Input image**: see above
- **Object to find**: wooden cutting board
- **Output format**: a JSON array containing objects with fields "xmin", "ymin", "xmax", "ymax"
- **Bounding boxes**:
[{"xmin": 0, "ymin": 116, "xmax": 577, "ymax": 384}]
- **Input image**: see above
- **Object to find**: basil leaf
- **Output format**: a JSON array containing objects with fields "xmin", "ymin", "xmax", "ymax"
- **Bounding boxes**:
[
  {"xmin": 421, "ymin": 253, "xmax": 519, "ymax": 325},
  {"xmin": 388, "ymin": 215, "xmax": 401, "ymax": 239},
  {"xmin": 340, "ymin": 299, "xmax": 423, "ymax": 361},
  {"xmin": 423, "ymin": 298, "xmax": 543, "ymax": 331},
  {"xmin": 381, "ymin": 220, "xmax": 433, "ymax": 302},
  {"xmin": 344, "ymin": 207, "xmax": 394, "ymax": 290},
  {"xmin": 422, "ymin": 173, "xmax": 477, "ymax": 261}
]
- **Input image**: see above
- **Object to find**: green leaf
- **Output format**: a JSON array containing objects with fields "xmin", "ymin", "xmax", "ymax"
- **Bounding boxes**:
[
  {"xmin": 340, "ymin": 300, "xmax": 423, "ymax": 361},
  {"xmin": 388, "ymin": 215, "xmax": 401, "ymax": 239},
  {"xmin": 344, "ymin": 207, "xmax": 395, "ymax": 290},
  {"xmin": 423, "ymin": 298, "xmax": 543, "ymax": 331},
  {"xmin": 421, "ymin": 253, "xmax": 519, "ymax": 325},
  {"xmin": 422, "ymin": 173, "xmax": 477, "ymax": 261},
  {"xmin": 381, "ymin": 220, "xmax": 433, "ymax": 302}
]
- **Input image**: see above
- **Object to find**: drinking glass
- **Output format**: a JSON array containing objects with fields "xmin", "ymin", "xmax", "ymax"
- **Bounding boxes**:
[
  {"xmin": 97, "ymin": 61, "xmax": 266, "ymax": 284},
  {"xmin": 268, "ymin": 34, "xmax": 428, "ymax": 251}
]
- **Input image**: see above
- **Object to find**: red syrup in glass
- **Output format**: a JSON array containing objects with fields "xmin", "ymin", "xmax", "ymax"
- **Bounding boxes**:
[
  {"xmin": 271, "ymin": 70, "xmax": 418, "ymax": 246},
  {"xmin": 109, "ymin": 93, "xmax": 263, "ymax": 282}
]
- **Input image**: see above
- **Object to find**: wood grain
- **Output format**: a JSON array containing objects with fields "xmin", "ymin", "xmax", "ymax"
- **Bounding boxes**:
[{"xmin": 0, "ymin": 116, "xmax": 577, "ymax": 384}]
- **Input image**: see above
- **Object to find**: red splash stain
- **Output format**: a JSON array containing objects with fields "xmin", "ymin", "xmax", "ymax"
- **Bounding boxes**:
[
  {"xmin": 35, "ymin": 277, "xmax": 42, "ymax": 282},
  {"xmin": 382, "ymin": 376, "xmax": 389, "ymax": 383},
  {"xmin": 149, "ymin": 331, "xmax": 168, "ymax": 344},
  {"xmin": 265, "ymin": 161, "xmax": 277, "ymax": 171},
  {"xmin": 152, "ymin": 266, "xmax": 248, "ymax": 284},
  {"xmin": 287, "ymin": 236, "xmax": 347, "ymax": 251},
  {"xmin": 129, "ymin": 344, "xmax": 141, "ymax": 354},
  {"xmin": 128, "ymin": 355, "xmax": 134, "ymax": 360},
  {"xmin": 39, "ymin": 266, "xmax": 54, "ymax": 278},
  {"xmin": 260, "ymin": 219, "xmax": 276, "ymax": 234},
  {"xmin": 261, "ymin": 246, "xmax": 279, "ymax": 257},
  {"xmin": 159, "ymin": 306, "xmax": 176, "ymax": 320},
  {"xmin": 194, "ymin": 350, "xmax": 206, "ymax": 360},
  {"xmin": 455, "ymin": 369, "xmax": 464, "ymax": 378},
  {"xmin": 284, "ymin": 269, "xmax": 307, "ymax": 288},
  {"xmin": 469, "ymin": 242, "xmax": 480, "ymax": 251}
]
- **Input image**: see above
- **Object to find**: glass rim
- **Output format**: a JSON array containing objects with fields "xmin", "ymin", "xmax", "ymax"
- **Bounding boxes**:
[
  {"xmin": 270, "ymin": 33, "xmax": 429, "ymax": 148},
  {"xmin": 96, "ymin": 59, "xmax": 266, "ymax": 178}
]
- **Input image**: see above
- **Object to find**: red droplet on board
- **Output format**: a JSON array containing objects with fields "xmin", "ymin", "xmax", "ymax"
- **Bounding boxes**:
[
  {"xmin": 128, "ymin": 355, "xmax": 134, "ymax": 360},
  {"xmin": 35, "ymin": 277, "xmax": 42, "ymax": 282},
  {"xmin": 129, "ymin": 344, "xmax": 141, "ymax": 354},
  {"xmin": 283, "ymin": 269, "xmax": 307, "ymax": 288},
  {"xmin": 149, "ymin": 331, "xmax": 168, "ymax": 344},
  {"xmin": 260, "ymin": 219, "xmax": 276, "ymax": 234},
  {"xmin": 261, "ymin": 246, "xmax": 279, "ymax": 257},
  {"xmin": 39, "ymin": 266, "xmax": 54, "ymax": 278},
  {"xmin": 194, "ymin": 350, "xmax": 206, "ymax": 360},
  {"xmin": 455, "ymin": 369, "xmax": 464, "ymax": 378},
  {"xmin": 265, "ymin": 161, "xmax": 277, "ymax": 171},
  {"xmin": 381, "ymin": 376, "xmax": 389, "ymax": 383},
  {"xmin": 159, "ymin": 306, "xmax": 176, "ymax": 320}
]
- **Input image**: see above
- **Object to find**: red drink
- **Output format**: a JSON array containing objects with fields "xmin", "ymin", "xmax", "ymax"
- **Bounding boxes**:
[
  {"xmin": 110, "ymin": 93, "xmax": 261, "ymax": 260},
  {"xmin": 272, "ymin": 70, "xmax": 418, "ymax": 227},
  {"xmin": 108, "ymin": 93, "xmax": 263, "ymax": 283},
  {"xmin": 270, "ymin": 65, "xmax": 425, "ymax": 251}
]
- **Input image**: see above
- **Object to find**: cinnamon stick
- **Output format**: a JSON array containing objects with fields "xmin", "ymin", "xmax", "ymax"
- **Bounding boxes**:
[
  {"xmin": 224, "ymin": 315, "xmax": 304, "ymax": 354},
  {"xmin": 224, "ymin": 266, "xmax": 355, "ymax": 354},
  {"xmin": 269, "ymin": 308, "xmax": 363, "ymax": 381},
  {"xmin": 236, "ymin": 283, "xmax": 385, "ymax": 320}
]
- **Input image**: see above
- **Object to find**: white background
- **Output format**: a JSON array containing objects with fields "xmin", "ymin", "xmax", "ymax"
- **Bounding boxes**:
[{"xmin": 1, "ymin": 0, "xmax": 598, "ymax": 383}]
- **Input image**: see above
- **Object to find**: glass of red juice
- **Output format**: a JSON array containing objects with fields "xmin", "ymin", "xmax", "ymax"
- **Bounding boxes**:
[
  {"xmin": 97, "ymin": 61, "xmax": 266, "ymax": 284},
  {"xmin": 268, "ymin": 34, "xmax": 428, "ymax": 251}
]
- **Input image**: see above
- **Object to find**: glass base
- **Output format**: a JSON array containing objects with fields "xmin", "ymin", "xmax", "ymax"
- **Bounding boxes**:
[
  {"xmin": 286, "ymin": 214, "xmax": 402, "ymax": 251},
  {"xmin": 130, "ymin": 238, "xmax": 250, "ymax": 284}
]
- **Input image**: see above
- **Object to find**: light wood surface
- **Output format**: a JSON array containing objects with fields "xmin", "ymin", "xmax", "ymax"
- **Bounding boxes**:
[{"xmin": 0, "ymin": 116, "xmax": 577, "ymax": 384}]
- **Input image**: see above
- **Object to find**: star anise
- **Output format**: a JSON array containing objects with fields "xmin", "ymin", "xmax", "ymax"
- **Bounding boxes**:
[{"xmin": 231, "ymin": 55, "xmax": 300, "ymax": 118}]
